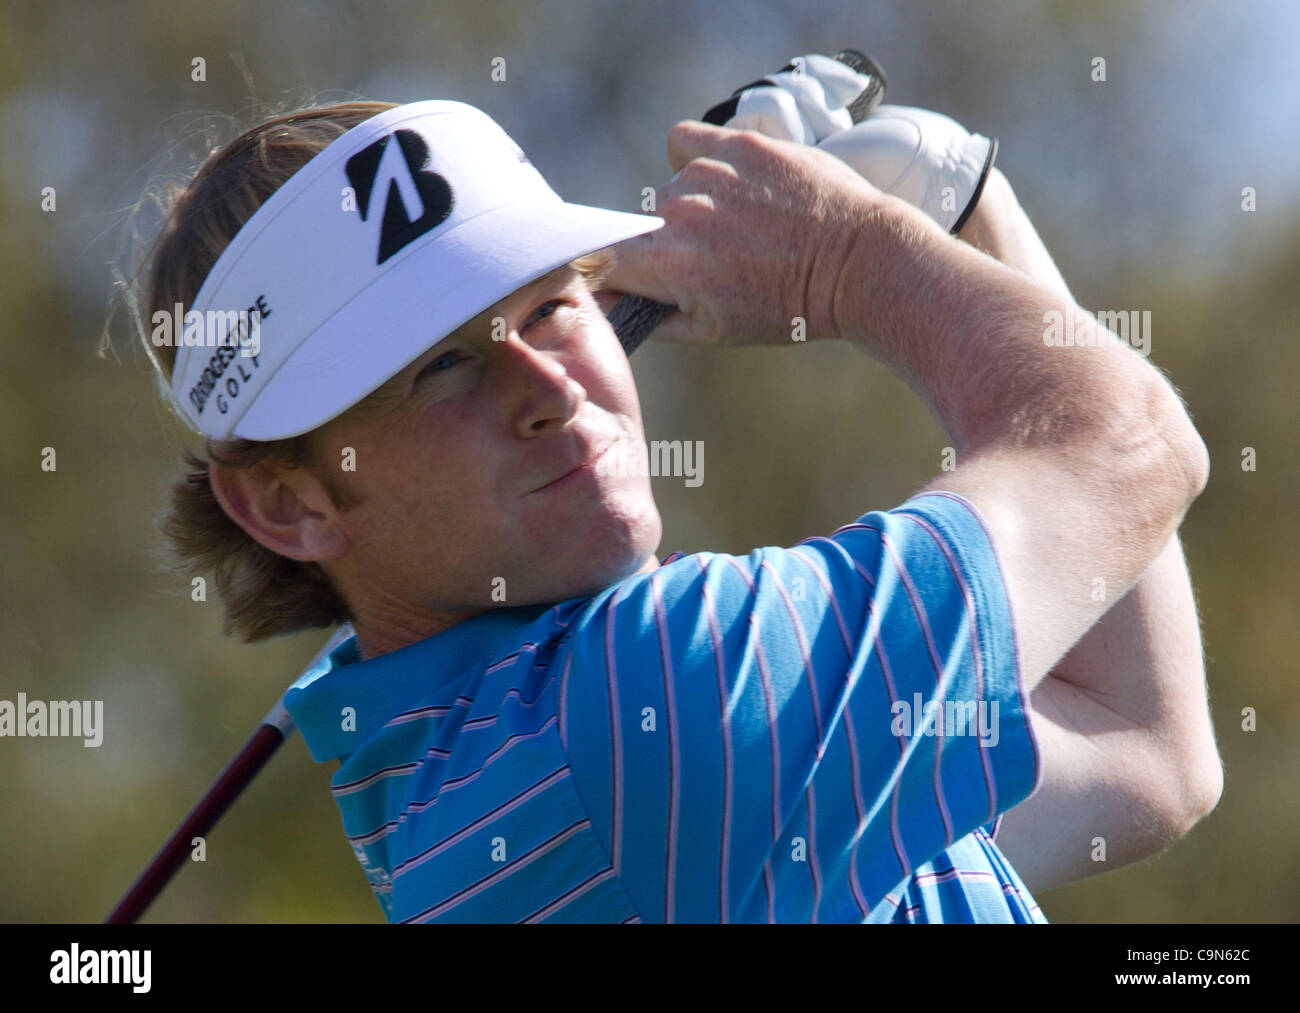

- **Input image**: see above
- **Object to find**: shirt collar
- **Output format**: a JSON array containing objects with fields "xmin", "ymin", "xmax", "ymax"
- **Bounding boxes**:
[{"xmin": 283, "ymin": 602, "xmax": 556, "ymax": 762}]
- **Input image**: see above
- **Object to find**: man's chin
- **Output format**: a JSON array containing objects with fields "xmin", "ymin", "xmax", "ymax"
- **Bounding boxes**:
[
  {"xmin": 520, "ymin": 538, "xmax": 660, "ymax": 605},
  {"xmin": 512, "ymin": 494, "xmax": 661, "ymax": 601}
]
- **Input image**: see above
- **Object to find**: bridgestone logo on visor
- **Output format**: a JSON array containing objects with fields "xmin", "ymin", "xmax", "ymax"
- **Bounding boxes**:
[{"xmin": 345, "ymin": 128, "xmax": 455, "ymax": 264}]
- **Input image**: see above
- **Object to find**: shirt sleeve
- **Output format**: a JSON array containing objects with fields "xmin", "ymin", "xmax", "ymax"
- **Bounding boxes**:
[{"xmin": 556, "ymin": 490, "xmax": 1041, "ymax": 923}]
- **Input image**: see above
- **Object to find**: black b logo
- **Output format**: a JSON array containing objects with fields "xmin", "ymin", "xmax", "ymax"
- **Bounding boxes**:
[{"xmin": 345, "ymin": 129, "xmax": 454, "ymax": 264}]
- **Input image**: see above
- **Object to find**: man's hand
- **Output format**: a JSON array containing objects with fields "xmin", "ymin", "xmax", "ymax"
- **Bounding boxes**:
[
  {"xmin": 604, "ymin": 120, "xmax": 918, "ymax": 348},
  {"xmin": 700, "ymin": 50, "xmax": 886, "ymax": 142},
  {"xmin": 698, "ymin": 51, "xmax": 995, "ymax": 234},
  {"xmin": 816, "ymin": 105, "xmax": 996, "ymax": 233}
]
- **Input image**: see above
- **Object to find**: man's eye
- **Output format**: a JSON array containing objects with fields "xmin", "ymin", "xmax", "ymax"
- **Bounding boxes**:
[
  {"xmin": 416, "ymin": 349, "xmax": 465, "ymax": 380},
  {"xmin": 527, "ymin": 299, "xmax": 567, "ymax": 328},
  {"xmin": 415, "ymin": 301, "xmax": 568, "ymax": 386}
]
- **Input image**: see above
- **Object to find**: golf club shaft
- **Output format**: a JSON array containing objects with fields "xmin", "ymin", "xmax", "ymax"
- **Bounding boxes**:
[
  {"xmin": 105, "ymin": 624, "xmax": 355, "ymax": 924},
  {"xmin": 104, "ymin": 719, "xmax": 290, "ymax": 924}
]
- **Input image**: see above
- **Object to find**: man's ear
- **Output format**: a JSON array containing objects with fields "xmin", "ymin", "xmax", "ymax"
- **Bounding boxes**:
[{"xmin": 208, "ymin": 457, "xmax": 350, "ymax": 563}]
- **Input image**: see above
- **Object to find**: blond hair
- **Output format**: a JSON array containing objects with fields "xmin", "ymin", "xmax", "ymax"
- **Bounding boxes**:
[{"xmin": 122, "ymin": 99, "xmax": 614, "ymax": 642}]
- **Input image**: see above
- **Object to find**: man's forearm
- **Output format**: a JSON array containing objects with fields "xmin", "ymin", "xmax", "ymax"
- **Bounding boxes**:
[
  {"xmin": 830, "ymin": 188, "xmax": 1196, "ymax": 467},
  {"xmin": 954, "ymin": 168, "xmax": 1073, "ymax": 302},
  {"xmin": 1049, "ymin": 535, "xmax": 1220, "ymax": 804},
  {"xmin": 993, "ymin": 536, "xmax": 1222, "ymax": 890}
]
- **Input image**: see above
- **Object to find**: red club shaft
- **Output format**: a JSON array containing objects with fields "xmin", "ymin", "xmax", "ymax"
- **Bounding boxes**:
[
  {"xmin": 104, "ymin": 717, "xmax": 291, "ymax": 924},
  {"xmin": 105, "ymin": 624, "xmax": 353, "ymax": 924}
]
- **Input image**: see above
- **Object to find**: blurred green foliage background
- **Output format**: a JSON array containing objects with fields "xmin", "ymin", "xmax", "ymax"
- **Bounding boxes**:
[{"xmin": 0, "ymin": 0, "xmax": 1295, "ymax": 922}]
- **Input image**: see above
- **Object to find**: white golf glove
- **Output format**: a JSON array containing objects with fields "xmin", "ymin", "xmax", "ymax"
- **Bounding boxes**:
[
  {"xmin": 703, "ymin": 51, "xmax": 997, "ymax": 233},
  {"xmin": 817, "ymin": 106, "xmax": 997, "ymax": 233},
  {"xmin": 701, "ymin": 50, "xmax": 887, "ymax": 143}
]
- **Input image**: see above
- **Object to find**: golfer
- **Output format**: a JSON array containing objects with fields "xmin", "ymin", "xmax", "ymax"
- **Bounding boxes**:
[{"xmin": 137, "ymin": 84, "xmax": 1219, "ymax": 922}]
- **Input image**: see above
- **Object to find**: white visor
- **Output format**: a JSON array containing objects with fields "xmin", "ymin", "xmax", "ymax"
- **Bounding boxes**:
[{"xmin": 168, "ymin": 99, "xmax": 665, "ymax": 440}]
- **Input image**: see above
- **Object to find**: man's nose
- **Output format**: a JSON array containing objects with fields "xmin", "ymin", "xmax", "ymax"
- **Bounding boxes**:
[{"xmin": 493, "ymin": 334, "xmax": 585, "ymax": 435}]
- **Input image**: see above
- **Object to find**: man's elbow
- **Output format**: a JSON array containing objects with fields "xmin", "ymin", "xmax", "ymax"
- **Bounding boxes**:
[
  {"xmin": 1148, "ymin": 377, "xmax": 1210, "ymax": 514},
  {"xmin": 1158, "ymin": 744, "xmax": 1223, "ymax": 843},
  {"xmin": 1167, "ymin": 412, "xmax": 1211, "ymax": 509},
  {"xmin": 1091, "ymin": 373, "xmax": 1208, "ymax": 572},
  {"xmin": 1179, "ymin": 751, "xmax": 1224, "ymax": 829}
]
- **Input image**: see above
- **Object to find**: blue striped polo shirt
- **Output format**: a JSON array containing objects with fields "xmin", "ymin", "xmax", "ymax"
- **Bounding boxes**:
[{"xmin": 284, "ymin": 490, "xmax": 1045, "ymax": 923}]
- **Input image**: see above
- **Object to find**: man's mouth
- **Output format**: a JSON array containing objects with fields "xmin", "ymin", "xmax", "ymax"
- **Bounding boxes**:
[{"xmin": 527, "ymin": 439, "xmax": 616, "ymax": 496}]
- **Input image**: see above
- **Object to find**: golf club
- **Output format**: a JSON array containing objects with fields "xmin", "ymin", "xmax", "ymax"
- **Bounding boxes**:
[{"xmin": 104, "ymin": 622, "xmax": 356, "ymax": 923}]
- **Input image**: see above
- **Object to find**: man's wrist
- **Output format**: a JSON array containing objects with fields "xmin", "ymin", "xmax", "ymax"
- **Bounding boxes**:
[
  {"xmin": 825, "ymin": 189, "xmax": 1115, "ymax": 452},
  {"xmin": 829, "ymin": 192, "xmax": 954, "ymax": 358},
  {"xmin": 953, "ymin": 167, "xmax": 1012, "ymax": 260},
  {"xmin": 954, "ymin": 168, "xmax": 1073, "ymax": 300}
]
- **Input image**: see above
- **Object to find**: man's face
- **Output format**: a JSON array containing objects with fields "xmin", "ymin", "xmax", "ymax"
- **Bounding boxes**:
[{"xmin": 308, "ymin": 262, "xmax": 662, "ymax": 622}]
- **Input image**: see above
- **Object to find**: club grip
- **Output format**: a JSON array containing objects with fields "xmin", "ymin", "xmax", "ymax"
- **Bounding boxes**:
[{"xmin": 608, "ymin": 294, "xmax": 674, "ymax": 356}]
